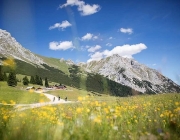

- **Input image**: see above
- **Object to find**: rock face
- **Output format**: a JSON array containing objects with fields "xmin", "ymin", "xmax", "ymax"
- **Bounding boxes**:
[
  {"xmin": 82, "ymin": 54, "xmax": 180, "ymax": 93},
  {"xmin": 66, "ymin": 59, "xmax": 74, "ymax": 65},
  {"xmin": 0, "ymin": 29, "xmax": 45, "ymax": 65}
]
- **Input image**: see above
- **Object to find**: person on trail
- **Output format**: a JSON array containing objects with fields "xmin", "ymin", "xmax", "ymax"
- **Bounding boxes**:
[
  {"xmin": 65, "ymin": 97, "xmax": 67, "ymax": 101},
  {"xmin": 58, "ymin": 96, "xmax": 60, "ymax": 101},
  {"xmin": 53, "ymin": 97, "xmax": 55, "ymax": 102}
]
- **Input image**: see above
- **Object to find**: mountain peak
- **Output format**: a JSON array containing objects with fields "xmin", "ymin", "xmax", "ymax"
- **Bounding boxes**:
[
  {"xmin": 82, "ymin": 54, "xmax": 180, "ymax": 93},
  {"xmin": 0, "ymin": 29, "xmax": 45, "ymax": 65}
]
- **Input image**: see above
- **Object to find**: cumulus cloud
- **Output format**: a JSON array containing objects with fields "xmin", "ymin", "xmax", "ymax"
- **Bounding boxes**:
[
  {"xmin": 49, "ymin": 41, "xmax": 74, "ymax": 50},
  {"xmin": 88, "ymin": 45, "xmax": 101, "ymax": 52},
  {"xmin": 120, "ymin": 28, "xmax": 133, "ymax": 34},
  {"xmin": 60, "ymin": 0, "xmax": 101, "ymax": 16},
  {"xmin": 88, "ymin": 51, "xmax": 103, "ymax": 62},
  {"xmin": 81, "ymin": 33, "xmax": 98, "ymax": 41},
  {"xmin": 81, "ymin": 33, "xmax": 93, "ymax": 40},
  {"xmin": 106, "ymin": 43, "xmax": 112, "ymax": 47},
  {"xmin": 93, "ymin": 36, "xmax": 98, "ymax": 39},
  {"xmin": 88, "ymin": 43, "xmax": 147, "ymax": 62},
  {"xmin": 49, "ymin": 20, "xmax": 72, "ymax": 30}
]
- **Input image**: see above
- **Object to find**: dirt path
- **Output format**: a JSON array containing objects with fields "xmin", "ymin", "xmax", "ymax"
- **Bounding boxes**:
[{"xmin": 14, "ymin": 91, "xmax": 74, "ymax": 111}]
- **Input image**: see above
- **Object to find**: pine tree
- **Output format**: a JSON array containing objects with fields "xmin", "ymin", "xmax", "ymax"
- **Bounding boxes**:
[
  {"xmin": 7, "ymin": 72, "xmax": 17, "ymax": 86},
  {"xmin": 0, "ymin": 65, "xmax": 3, "ymax": 81},
  {"xmin": 45, "ymin": 77, "xmax": 49, "ymax": 87},
  {"xmin": 30, "ymin": 76, "xmax": 35, "ymax": 84},
  {"xmin": 35, "ymin": 75, "xmax": 40, "ymax": 85},
  {"xmin": 40, "ymin": 77, "xmax": 43, "ymax": 86},
  {"xmin": 3, "ymin": 72, "xmax": 7, "ymax": 81},
  {"xmin": 23, "ymin": 76, "xmax": 29, "ymax": 85}
]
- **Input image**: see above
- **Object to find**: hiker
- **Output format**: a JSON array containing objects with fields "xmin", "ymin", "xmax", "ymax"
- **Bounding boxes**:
[
  {"xmin": 58, "ymin": 96, "xmax": 60, "ymax": 101},
  {"xmin": 65, "ymin": 97, "xmax": 67, "ymax": 101},
  {"xmin": 53, "ymin": 97, "xmax": 55, "ymax": 102}
]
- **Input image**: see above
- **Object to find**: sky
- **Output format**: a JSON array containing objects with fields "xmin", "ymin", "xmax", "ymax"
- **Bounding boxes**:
[{"xmin": 0, "ymin": 0, "xmax": 180, "ymax": 85}]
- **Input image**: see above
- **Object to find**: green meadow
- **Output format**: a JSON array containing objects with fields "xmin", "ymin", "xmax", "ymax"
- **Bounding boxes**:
[
  {"xmin": 0, "ymin": 81, "xmax": 180, "ymax": 140},
  {"xmin": 0, "ymin": 82, "xmax": 49, "ymax": 104}
]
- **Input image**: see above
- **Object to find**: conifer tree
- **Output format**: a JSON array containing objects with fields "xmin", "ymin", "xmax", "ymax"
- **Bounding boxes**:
[
  {"xmin": 40, "ymin": 77, "xmax": 43, "ymax": 86},
  {"xmin": 0, "ymin": 65, "xmax": 3, "ymax": 81},
  {"xmin": 3, "ymin": 72, "xmax": 7, "ymax": 81},
  {"xmin": 45, "ymin": 77, "xmax": 49, "ymax": 87},
  {"xmin": 35, "ymin": 75, "xmax": 40, "ymax": 85},
  {"xmin": 30, "ymin": 76, "xmax": 35, "ymax": 84},
  {"xmin": 23, "ymin": 76, "xmax": 29, "ymax": 85},
  {"xmin": 7, "ymin": 72, "xmax": 17, "ymax": 86}
]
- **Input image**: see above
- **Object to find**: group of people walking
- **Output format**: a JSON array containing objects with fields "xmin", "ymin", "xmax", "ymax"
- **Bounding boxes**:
[{"xmin": 53, "ymin": 96, "xmax": 67, "ymax": 102}]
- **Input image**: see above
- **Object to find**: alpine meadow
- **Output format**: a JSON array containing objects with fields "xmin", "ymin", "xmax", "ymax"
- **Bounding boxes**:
[{"xmin": 0, "ymin": 0, "xmax": 180, "ymax": 140}]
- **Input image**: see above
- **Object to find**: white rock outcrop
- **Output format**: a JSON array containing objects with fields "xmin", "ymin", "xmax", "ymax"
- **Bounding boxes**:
[
  {"xmin": 82, "ymin": 54, "xmax": 180, "ymax": 93},
  {"xmin": 0, "ymin": 29, "xmax": 45, "ymax": 65}
]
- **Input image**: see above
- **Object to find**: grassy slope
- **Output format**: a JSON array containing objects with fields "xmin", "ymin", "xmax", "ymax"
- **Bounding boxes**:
[
  {"xmin": 47, "ymin": 86, "xmax": 114, "ymax": 101},
  {"xmin": 0, "ymin": 82, "xmax": 50, "ymax": 104},
  {"xmin": 37, "ymin": 55, "xmax": 70, "ymax": 75}
]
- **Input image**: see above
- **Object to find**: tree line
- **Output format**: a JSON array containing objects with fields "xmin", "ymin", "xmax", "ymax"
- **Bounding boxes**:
[{"xmin": 0, "ymin": 65, "xmax": 49, "ymax": 87}]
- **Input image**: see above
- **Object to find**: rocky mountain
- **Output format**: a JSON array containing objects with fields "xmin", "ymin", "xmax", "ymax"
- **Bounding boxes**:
[
  {"xmin": 0, "ymin": 29, "xmax": 45, "ymax": 66},
  {"xmin": 81, "ymin": 54, "xmax": 180, "ymax": 93}
]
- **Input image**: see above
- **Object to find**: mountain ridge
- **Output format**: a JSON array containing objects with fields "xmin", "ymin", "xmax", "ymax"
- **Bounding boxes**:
[
  {"xmin": 0, "ymin": 29, "xmax": 45, "ymax": 66},
  {"xmin": 81, "ymin": 54, "xmax": 180, "ymax": 93}
]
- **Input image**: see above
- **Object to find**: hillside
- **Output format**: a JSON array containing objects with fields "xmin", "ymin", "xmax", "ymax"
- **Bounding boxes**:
[
  {"xmin": 0, "ymin": 29, "xmax": 45, "ymax": 66},
  {"xmin": 81, "ymin": 54, "xmax": 180, "ymax": 93}
]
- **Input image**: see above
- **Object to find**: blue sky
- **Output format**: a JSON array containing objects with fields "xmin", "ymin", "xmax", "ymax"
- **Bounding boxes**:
[{"xmin": 0, "ymin": 0, "xmax": 180, "ymax": 85}]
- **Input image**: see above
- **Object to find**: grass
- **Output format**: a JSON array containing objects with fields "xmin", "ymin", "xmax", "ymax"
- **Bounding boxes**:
[
  {"xmin": 0, "ymin": 82, "xmax": 50, "ymax": 104},
  {"xmin": 47, "ymin": 86, "xmax": 116, "ymax": 102},
  {"xmin": 47, "ymin": 86, "xmax": 94, "ymax": 101},
  {"xmin": 0, "ymin": 92, "xmax": 180, "ymax": 140},
  {"xmin": 38, "ymin": 55, "xmax": 70, "ymax": 75}
]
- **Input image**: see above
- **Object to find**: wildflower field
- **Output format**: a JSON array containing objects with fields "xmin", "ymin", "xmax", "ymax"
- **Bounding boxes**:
[{"xmin": 0, "ymin": 93, "xmax": 180, "ymax": 140}]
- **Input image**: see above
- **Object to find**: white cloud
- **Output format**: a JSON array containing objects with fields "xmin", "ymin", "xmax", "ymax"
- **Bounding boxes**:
[
  {"xmin": 60, "ymin": 0, "xmax": 84, "ymax": 8},
  {"xmin": 49, "ymin": 20, "xmax": 72, "ymax": 30},
  {"xmin": 153, "ymin": 63, "xmax": 157, "ymax": 66},
  {"xmin": 109, "ymin": 37, "xmax": 113, "ymax": 39},
  {"xmin": 88, "ymin": 45, "xmax": 101, "ymax": 52},
  {"xmin": 49, "ymin": 41, "xmax": 74, "ymax": 50},
  {"xmin": 78, "ymin": 4, "xmax": 100, "ymax": 16},
  {"xmin": 88, "ymin": 43, "xmax": 147, "ymax": 62},
  {"xmin": 88, "ymin": 51, "xmax": 103, "ymax": 62},
  {"xmin": 81, "ymin": 33, "xmax": 98, "ymax": 41},
  {"xmin": 93, "ymin": 36, "xmax": 98, "ymax": 39},
  {"xmin": 106, "ymin": 43, "xmax": 112, "ymax": 47},
  {"xmin": 60, "ymin": 0, "xmax": 100, "ymax": 16},
  {"xmin": 81, "ymin": 33, "xmax": 93, "ymax": 41},
  {"xmin": 120, "ymin": 28, "xmax": 133, "ymax": 34}
]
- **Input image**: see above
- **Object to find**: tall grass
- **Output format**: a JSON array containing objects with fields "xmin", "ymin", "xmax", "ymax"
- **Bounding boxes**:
[{"xmin": 0, "ymin": 93, "xmax": 180, "ymax": 139}]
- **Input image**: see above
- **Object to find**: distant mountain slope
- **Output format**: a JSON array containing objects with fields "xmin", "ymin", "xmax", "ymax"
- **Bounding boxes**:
[
  {"xmin": 81, "ymin": 54, "xmax": 180, "ymax": 93},
  {"xmin": 0, "ymin": 29, "xmax": 72, "ymax": 74},
  {"xmin": 0, "ymin": 29, "xmax": 45, "ymax": 65},
  {"xmin": 37, "ymin": 55, "xmax": 70, "ymax": 75}
]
